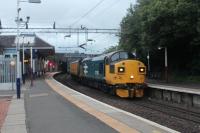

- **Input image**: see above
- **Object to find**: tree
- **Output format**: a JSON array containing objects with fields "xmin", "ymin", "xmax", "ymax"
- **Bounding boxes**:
[
  {"xmin": 103, "ymin": 45, "xmax": 118, "ymax": 54},
  {"xmin": 119, "ymin": 0, "xmax": 200, "ymax": 77}
]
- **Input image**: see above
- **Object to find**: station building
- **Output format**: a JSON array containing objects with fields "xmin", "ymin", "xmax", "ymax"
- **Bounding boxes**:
[{"xmin": 0, "ymin": 34, "xmax": 54, "ymax": 90}]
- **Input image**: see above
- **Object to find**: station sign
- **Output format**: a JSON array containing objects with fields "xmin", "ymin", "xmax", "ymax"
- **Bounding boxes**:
[{"xmin": 14, "ymin": 36, "xmax": 35, "ymax": 47}]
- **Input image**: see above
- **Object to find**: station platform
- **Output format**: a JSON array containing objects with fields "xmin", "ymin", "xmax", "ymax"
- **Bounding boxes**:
[
  {"xmin": 147, "ymin": 79, "xmax": 200, "ymax": 95},
  {"xmin": 42, "ymin": 73, "xmax": 179, "ymax": 133},
  {"xmin": 147, "ymin": 83, "xmax": 200, "ymax": 95},
  {"xmin": 1, "ymin": 73, "xmax": 180, "ymax": 133},
  {"xmin": 24, "ymin": 79, "xmax": 116, "ymax": 133},
  {"xmin": 146, "ymin": 80, "xmax": 200, "ymax": 108}
]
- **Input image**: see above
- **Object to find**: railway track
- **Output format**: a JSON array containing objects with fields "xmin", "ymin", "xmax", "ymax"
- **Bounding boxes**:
[
  {"xmin": 55, "ymin": 73, "xmax": 200, "ymax": 123},
  {"xmin": 133, "ymin": 100, "xmax": 200, "ymax": 124},
  {"xmin": 54, "ymin": 73, "xmax": 200, "ymax": 133}
]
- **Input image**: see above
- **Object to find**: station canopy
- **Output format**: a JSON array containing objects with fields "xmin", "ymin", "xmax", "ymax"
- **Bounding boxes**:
[{"xmin": 0, "ymin": 34, "xmax": 54, "ymax": 58}]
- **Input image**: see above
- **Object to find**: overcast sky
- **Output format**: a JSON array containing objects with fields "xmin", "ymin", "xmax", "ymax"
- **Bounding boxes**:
[{"xmin": 0, "ymin": 0, "xmax": 136, "ymax": 54}]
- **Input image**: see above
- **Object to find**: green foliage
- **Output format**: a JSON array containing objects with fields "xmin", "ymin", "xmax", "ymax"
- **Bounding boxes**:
[
  {"xmin": 119, "ymin": 0, "xmax": 200, "ymax": 77},
  {"xmin": 103, "ymin": 45, "xmax": 118, "ymax": 54}
]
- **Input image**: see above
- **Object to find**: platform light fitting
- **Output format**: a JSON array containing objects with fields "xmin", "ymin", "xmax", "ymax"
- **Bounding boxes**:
[
  {"xmin": 29, "ymin": 0, "xmax": 41, "ymax": 3},
  {"xmin": 10, "ymin": 61, "xmax": 15, "ymax": 66}
]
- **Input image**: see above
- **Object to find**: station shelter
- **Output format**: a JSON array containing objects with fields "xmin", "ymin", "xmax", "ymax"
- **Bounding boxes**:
[{"xmin": 0, "ymin": 34, "xmax": 54, "ymax": 90}]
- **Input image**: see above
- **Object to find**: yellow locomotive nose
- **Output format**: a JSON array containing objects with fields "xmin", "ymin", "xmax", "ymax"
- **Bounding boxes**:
[{"xmin": 105, "ymin": 60, "xmax": 146, "ymax": 85}]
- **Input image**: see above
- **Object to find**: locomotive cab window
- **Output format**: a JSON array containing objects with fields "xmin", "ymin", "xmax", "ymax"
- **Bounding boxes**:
[
  {"xmin": 128, "ymin": 52, "xmax": 136, "ymax": 59},
  {"xmin": 110, "ymin": 52, "xmax": 132, "ymax": 63},
  {"xmin": 119, "ymin": 52, "xmax": 128, "ymax": 59},
  {"xmin": 111, "ymin": 53, "xmax": 119, "ymax": 62}
]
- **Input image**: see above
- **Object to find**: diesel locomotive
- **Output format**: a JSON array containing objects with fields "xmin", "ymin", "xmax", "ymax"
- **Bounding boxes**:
[{"xmin": 70, "ymin": 51, "xmax": 146, "ymax": 98}]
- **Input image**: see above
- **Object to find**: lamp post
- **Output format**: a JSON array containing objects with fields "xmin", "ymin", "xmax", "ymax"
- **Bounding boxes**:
[
  {"xmin": 147, "ymin": 50, "xmax": 150, "ymax": 77},
  {"xmin": 16, "ymin": 0, "xmax": 41, "ymax": 99},
  {"xmin": 158, "ymin": 46, "xmax": 168, "ymax": 83},
  {"xmin": 22, "ymin": 35, "xmax": 26, "ymax": 84},
  {"xmin": 16, "ymin": 0, "xmax": 21, "ymax": 99},
  {"xmin": 30, "ymin": 47, "xmax": 33, "ymax": 86}
]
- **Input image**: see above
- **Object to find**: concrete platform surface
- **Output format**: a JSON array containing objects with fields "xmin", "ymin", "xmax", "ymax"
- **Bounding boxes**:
[
  {"xmin": 48, "ymin": 76, "xmax": 179, "ymax": 133},
  {"xmin": 148, "ymin": 83, "xmax": 200, "ymax": 95},
  {"xmin": 0, "ymin": 74, "xmax": 181, "ymax": 133},
  {"xmin": 1, "ymin": 95, "xmax": 27, "ymax": 133},
  {"xmin": 24, "ymin": 79, "xmax": 117, "ymax": 133}
]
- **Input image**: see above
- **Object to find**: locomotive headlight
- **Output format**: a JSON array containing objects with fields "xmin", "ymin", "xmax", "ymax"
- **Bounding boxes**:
[
  {"xmin": 130, "ymin": 75, "xmax": 134, "ymax": 79},
  {"xmin": 118, "ymin": 67, "xmax": 125, "ymax": 73},
  {"xmin": 139, "ymin": 67, "xmax": 145, "ymax": 72}
]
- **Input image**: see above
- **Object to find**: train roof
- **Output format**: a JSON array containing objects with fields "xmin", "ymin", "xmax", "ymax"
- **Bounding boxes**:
[
  {"xmin": 82, "ymin": 57, "xmax": 92, "ymax": 62},
  {"xmin": 91, "ymin": 54, "xmax": 107, "ymax": 61},
  {"xmin": 91, "ymin": 51, "xmax": 125, "ymax": 61},
  {"xmin": 75, "ymin": 50, "xmax": 135, "ymax": 63}
]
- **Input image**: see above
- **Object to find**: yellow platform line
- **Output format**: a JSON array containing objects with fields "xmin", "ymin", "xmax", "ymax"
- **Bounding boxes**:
[{"xmin": 46, "ymin": 79, "xmax": 140, "ymax": 133}]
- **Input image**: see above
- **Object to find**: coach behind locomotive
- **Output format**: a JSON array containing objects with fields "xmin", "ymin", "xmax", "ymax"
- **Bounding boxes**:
[{"xmin": 70, "ymin": 51, "xmax": 146, "ymax": 98}]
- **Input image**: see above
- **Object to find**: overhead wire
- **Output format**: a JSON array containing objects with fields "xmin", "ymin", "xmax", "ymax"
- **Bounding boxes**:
[
  {"xmin": 86, "ymin": 0, "xmax": 122, "ymax": 45},
  {"xmin": 65, "ymin": 0, "xmax": 124, "ymax": 53},
  {"xmin": 85, "ymin": 33, "xmax": 116, "ymax": 53},
  {"xmin": 92, "ymin": 0, "xmax": 122, "ymax": 18},
  {"xmin": 70, "ymin": 0, "xmax": 106, "ymax": 27}
]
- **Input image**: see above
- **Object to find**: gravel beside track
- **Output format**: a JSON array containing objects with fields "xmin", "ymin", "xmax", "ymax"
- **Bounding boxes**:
[{"xmin": 54, "ymin": 73, "xmax": 200, "ymax": 133}]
